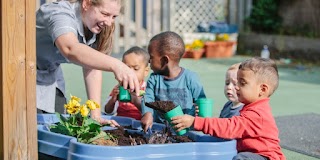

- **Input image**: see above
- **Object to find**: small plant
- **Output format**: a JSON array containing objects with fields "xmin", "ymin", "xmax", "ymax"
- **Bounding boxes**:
[
  {"xmin": 215, "ymin": 33, "xmax": 230, "ymax": 41},
  {"xmin": 50, "ymin": 95, "xmax": 116, "ymax": 144},
  {"xmin": 185, "ymin": 39, "xmax": 205, "ymax": 51}
]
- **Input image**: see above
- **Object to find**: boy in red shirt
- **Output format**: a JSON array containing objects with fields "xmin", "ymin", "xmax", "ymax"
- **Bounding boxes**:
[
  {"xmin": 172, "ymin": 57, "xmax": 286, "ymax": 160},
  {"xmin": 103, "ymin": 46, "xmax": 149, "ymax": 120}
]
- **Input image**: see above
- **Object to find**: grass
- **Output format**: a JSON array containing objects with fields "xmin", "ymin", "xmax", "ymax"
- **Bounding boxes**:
[{"xmin": 62, "ymin": 55, "xmax": 320, "ymax": 160}]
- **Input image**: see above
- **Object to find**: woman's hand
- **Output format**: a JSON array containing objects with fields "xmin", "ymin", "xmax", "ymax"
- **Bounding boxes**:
[
  {"xmin": 94, "ymin": 117, "xmax": 119, "ymax": 127},
  {"xmin": 113, "ymin": 62, "xmax": 140, "ymax": 96}
]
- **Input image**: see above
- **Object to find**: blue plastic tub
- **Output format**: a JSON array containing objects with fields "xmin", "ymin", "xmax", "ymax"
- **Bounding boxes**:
[
  {"xmin": 68, "ymin": 138, "xmax": 236, "ymax": 160},
  {"xmin": 38, "ymin": 125, "xmax": 73, "ymax": 159},
  {"xmin": 37, "ymin": 114, "xmax": 237, "ymax": 160}
]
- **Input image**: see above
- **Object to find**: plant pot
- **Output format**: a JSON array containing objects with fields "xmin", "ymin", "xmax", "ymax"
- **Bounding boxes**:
[
  {"xmin": 182, "ymin": 48, "xmax": 205, "ymax": 60},
  {"xmin": 204, "ymin": 41, "xmax": 236, "ymax": 58}
]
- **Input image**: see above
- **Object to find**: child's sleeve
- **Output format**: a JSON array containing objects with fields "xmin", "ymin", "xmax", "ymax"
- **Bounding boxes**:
[
  {"xmin": 141, "ymin": 74, "xmax": 156, "ymax": 116},
  {"xmin": 188, "ymin": 72, "xmax": 206, "ymax": 101},
  {"xmin": 102, "ymin": 88, "xmax": 119, "ymax": 115}
]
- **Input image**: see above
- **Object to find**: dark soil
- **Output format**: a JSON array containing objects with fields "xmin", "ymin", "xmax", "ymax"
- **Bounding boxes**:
[
  {"xmin": 145, "ymin": 101, "xmax": 176, "ymax": 113},
  {"xmin": 93, "ymin": 101, "xmax": 192, "ymax": 146},
  {"xmin": 98, "ymin": 126, "xmax": 193, "ymax": 146}
]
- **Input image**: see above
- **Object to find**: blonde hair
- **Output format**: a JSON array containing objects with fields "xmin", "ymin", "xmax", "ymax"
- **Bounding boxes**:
[
  {"xmin": 67, "ymin": 0, "xmax": 121, "ymax": 55},
  {"xmin": 227, "ymin": 62, "xmax": 241, "ymax": 71},
  {"xmin": 239, "ymin": 57, "xmax": 279, "ymax": 96}
]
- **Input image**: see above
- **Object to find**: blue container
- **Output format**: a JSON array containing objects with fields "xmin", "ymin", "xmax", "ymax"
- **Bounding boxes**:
[
  {"xmin": 37, "ymin": 114, "xmax": 237, "ymax": 160},
  {"xmin": 68, "ymin": 138, "xmax": 236, "ymax": 160},
  {"xmin": 197, "ymin": 21, "xmax": 238, "ymax": 34},
  {"xmin": 37, "ymin": 113, "xmax": 61, "ymax": 124},
  {"xmin": 38, "ymin": 125, "xmax": 73, "ymax": 159}
]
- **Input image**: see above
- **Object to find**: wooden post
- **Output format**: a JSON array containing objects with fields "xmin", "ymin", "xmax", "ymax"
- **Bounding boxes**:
[{"xmin": 0, "ymin": 0, "xmax": 37, "ymax": 159}]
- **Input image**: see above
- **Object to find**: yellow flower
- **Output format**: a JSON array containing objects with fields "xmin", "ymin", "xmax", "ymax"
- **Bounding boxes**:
[
  {"xmin": 86, "ymin": 100, "xmax": 100, "ymax": 110},
  {"xmin": 185, "ymin": 44, "xmax": 192, "ymax": 51},
  {"xmin": 93, "ymin": 101, "xmax": 100, "ymax": 109},
  {"xmin": 191, "ymin": 39, "xmax": 204, "ymax": 50},
  {"xmin": 64, "ymin": 95, "xmax": 81, "ymax": 115},
  {"xmin": 80, "ymin": 105, "xmax": 89, "ymax": 117},
  {"xmin": 216, "ymin": 34, "xmax": 230, "ymax": 41},
  {"xmin": 71, "ymin": 95, "xmax": 81, "ymax": 103},
  {"xmin": 65, "ymin": 104, "xmax": 79, "ymax": 115}
]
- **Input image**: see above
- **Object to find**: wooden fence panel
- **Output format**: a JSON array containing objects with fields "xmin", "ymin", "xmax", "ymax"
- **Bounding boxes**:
[{"xmin": 0, "ymin": 0, "xmax": 37, "ymax": 159}]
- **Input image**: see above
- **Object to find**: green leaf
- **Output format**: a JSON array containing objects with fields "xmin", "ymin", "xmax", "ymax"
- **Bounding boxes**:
[
  {"xmin": 139, "ymin": 90, "xmax": 146, "ymax": 96},
  {"xmin": 50, "ymin": 124, "xmax": 71, "ymax": 136},
  {"xmin": 78, "ymin": 132, "xmax": 98, "ymax": 143},
  {"xmin": 84, "ymin": 118, "xmax": 101, "ymax": 132},
  {"xmin": 67, "ymin": 124, "xmax": 82, "ymax": 137},
  {"xmin": 88, "ymin": 131, "xmax": 108, "ymax": 143},
  {"xmin": 55, "ymin": 112, "xmax": 68, "ymax": 125}
]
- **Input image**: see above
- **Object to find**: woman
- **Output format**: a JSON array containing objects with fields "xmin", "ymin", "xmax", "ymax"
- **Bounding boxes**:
[{"xmin": 36, "ymin": 0, "xmax": 140, "ymax": 126}]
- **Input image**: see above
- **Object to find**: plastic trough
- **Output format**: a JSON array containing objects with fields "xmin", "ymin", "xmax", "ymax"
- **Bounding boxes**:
[{"xmin": 37, "ymin": 114, "xmax": 236, "ymax": 160}]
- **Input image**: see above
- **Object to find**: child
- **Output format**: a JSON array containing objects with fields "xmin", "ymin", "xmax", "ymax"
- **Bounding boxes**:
[
  {"xmin": 219, "ymin": 63, "xmax": 244, "ymax": 118},
  {"xmin": 104, "ymin": 46, "xmax": 150, "ymax": 120},
  {"xmin": 172, "ymin": 57, "xmax": 286, "ymax": 160},
  {"xmin": 141, "ymin": 31, "xmax": 206, "ymax": 131}
]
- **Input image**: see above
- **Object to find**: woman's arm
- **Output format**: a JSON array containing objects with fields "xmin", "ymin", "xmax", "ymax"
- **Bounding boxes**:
[
  {"xmin": 83, "ymin": 67, "xmax": 103, "ymax": 120},
  {"xmin": 55, "ymin": 32, "xmax": 140, "ymax": 93}
]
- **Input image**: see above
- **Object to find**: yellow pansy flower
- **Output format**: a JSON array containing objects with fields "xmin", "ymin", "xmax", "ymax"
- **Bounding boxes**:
[
  {"xmin": 80, "ymin": 105, "xmax": 89, "ymax": 117},
  {"xmin": 70, "ymin": 95, "xmax": 81, "ymax": 103},
  {"xmin": 86, "ymin": 100, "xmax": 100, "ymax": 110},
  {"xmin": 93, "ymin": 101, "xmax": 100, "ymax": 109},
  {"xmin": 65, "ymin": 104, "xmax": 79, "ymax": 115}
]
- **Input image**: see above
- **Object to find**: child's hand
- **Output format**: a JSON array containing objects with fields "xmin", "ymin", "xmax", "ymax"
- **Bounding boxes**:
[
  {"xmin": 171, "ymin": 115, "xmax": 195, "ymax": 132},
  {"xmin": 130, "ymin": 91, "xmax": 142, "ymax": 105},
  {"xmin": 194, "ymin": 104, "xmax": 199, "ymax": 116},
  {"xmin": 111, "ymin": 85, "xmax": 120, "ymax": 101},
  {"xmin": 141, "ymin": 112, "xmax": 153, "ymax": 132}
]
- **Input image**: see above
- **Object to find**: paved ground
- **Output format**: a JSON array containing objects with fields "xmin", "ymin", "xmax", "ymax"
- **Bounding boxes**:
[{"xmin": 62, "ymin": 55, "xmax": 320, "ymax": 160}]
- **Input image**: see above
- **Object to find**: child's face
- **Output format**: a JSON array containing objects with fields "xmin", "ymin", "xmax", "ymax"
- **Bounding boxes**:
[
  {"xmin": 224, "ymin": 69, "xmax": 239, "ymax": 102},
  {"xmin": 236, "ymin": 69, "xmax": 261, "ymax": 105},
  {"xmin": 148, "ymin": 42, "xmax": 163, "ymax": 74},
  {"xmin": 122, "ymin": 53, "xmax": 149, "ymax": 83}
]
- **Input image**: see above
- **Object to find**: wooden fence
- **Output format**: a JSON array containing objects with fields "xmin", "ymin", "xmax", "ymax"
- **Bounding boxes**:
[{"xmin": 1, "ymin": 0, "xmax": 37, "ymax": 159}]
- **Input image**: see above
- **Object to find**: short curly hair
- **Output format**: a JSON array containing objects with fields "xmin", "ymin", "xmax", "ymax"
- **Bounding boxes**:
[
  {"xmin": 148, "ymin": 31, "xmax": 185, "ymax": 62},
  {"xmin": 239, "ymin": 57, "xmax": 279, "ymax": 96},
  {"xmin": 123, "ymin": 46, "xmax": 150, "ymax": 66}
]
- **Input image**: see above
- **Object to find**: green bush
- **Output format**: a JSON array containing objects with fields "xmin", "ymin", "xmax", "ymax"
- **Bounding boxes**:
[{"xmin": 246, "ymin": 0, "xmax": 282, "ymax": 33}]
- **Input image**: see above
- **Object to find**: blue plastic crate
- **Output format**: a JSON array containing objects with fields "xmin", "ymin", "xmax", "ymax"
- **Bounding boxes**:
[
  {"xmin": 37, "ymin": 114, "xmax": 237, "ymax": 160},
  {"xmin": 197, "ymin": 22, "xmax": 238, "ymax": 34}
]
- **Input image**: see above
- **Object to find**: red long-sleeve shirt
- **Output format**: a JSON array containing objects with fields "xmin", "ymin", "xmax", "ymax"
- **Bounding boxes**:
[{"xmin": 194, "ymin": 98, "xmax": 286, "ymax": 160}]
